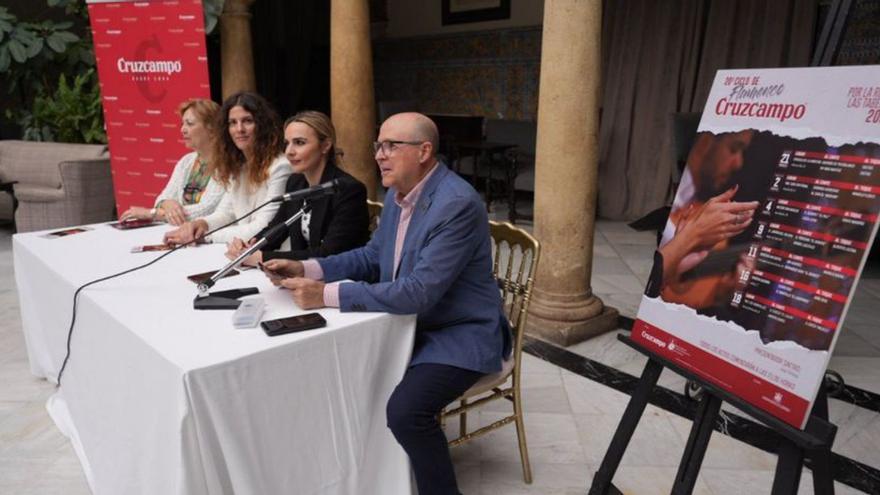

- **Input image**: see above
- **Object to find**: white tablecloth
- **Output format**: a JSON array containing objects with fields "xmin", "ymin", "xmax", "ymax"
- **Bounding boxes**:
[{"xmin": 13, "ymin": 223, "xmax": 416, "ymax": 495}]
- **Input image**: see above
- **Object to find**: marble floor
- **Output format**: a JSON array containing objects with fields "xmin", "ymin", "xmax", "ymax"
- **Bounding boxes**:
[{"xmin": 1, "ymin": 213, "xmax": 878, "ymax": 494}]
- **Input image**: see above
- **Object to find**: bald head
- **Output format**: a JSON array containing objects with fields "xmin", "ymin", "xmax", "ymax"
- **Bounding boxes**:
[
  {"xmin": 376, "ymin": 112, "xmax": 441, "ymax": 195},
  {"xmin": 384, "ymin": 112, "xmax": 439, "ymax": 156}
]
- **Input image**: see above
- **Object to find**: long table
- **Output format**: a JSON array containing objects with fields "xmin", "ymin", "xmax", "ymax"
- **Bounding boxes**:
[{"xmin": 13, "ymin": 223, "xmax": 415, "ymax": 494}]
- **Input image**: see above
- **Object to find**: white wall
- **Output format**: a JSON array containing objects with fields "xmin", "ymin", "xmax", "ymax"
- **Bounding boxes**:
[{"xmin": 383, "ymin": 0, "xmax": 543, "ymax": 38}]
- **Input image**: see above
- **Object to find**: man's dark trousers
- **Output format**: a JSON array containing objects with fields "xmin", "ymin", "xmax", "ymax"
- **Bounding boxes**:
[{"xmin": 386, "ymin": 363, "xmax": 483, "ymax": 495}]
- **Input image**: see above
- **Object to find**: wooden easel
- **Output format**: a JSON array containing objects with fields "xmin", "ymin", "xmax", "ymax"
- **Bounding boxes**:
[{"xmin": 588, "ymin": 335, "xmax": 838, "ymax": 495}]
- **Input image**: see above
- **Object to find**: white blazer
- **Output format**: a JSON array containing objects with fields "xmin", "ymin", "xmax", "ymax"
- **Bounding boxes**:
[{"xmin": 202, "ymin": 156, "xmax": 292, "ymax": 243}]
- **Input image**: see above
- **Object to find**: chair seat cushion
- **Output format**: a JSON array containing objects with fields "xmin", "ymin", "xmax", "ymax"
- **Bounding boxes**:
[{"xmin": 461, "ymin": 355, "xmax": 515, "ymax": 399}]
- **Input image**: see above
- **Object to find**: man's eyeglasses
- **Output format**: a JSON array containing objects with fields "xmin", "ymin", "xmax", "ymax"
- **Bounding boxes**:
[{"xmin": 372, "ymin": 140, "xmax": 423, "ymax": 155}]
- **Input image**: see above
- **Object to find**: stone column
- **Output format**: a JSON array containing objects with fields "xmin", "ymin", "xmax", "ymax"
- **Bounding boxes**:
[
  {"xmin": 525, "ymin": 0, "xmax": 618, "ymax": 346},
  {"xmin": 330, "ymin": 0, "xmax": 378, "ymax": 198},
  {"xmin": 220, "ymin": 0, "xmax": 257, "ymax": 99}
]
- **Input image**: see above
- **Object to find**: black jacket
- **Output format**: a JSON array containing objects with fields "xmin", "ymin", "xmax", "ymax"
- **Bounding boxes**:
[{"xmin": 256, "ymin": 163, "xmax": 370, "ymax": 261}]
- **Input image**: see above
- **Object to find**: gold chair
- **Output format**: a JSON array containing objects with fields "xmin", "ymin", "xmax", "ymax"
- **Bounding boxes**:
[
  {"xmin": 366, "ymin": 199, "xmax": 383, "ymax": 234},
  {"xmin": 443, "ymin": 220, "xmax": 541, "ymax": 484}
]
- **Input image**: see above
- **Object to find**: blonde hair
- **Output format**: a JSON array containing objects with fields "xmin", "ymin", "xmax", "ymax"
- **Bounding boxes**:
[
  {"xmin": 284, "ymin": 110, "xmax": 342, "ymax": 167},
  {"xmin": 178, "ymin": 98, "xmax": 220, "ymax": 129}
]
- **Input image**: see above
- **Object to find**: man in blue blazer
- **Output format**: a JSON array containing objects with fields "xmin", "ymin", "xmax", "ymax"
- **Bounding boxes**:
[{"xmin": 263, "ymin": 112, "xmax": 510, "ymax": 495}]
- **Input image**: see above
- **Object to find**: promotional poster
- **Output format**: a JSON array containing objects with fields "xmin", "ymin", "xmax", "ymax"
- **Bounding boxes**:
[
  {"xmin": 88, "ymin": 0, "xmax": 211, "ymax": 214},
  {"xmin": 633, "ymin": 66, "xmax": 880, "ymax": 428}
]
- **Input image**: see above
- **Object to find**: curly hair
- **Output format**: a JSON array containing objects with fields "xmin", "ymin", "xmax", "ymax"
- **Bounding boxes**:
[
  {"xmin": 213, "ymin": 92, "xmax": 283, "ymax": 190},
  {"xmin": 283, "ymin": 110, "xmax": 343, "ymax": 168}
]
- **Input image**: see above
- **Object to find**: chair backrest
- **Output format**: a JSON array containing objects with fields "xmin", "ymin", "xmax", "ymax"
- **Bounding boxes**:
[
  {"xmin": 367, "ymin": 199, "xmax": 383, "ymax": 234},
  {"xmin": 0, "ymin": 140, "xmax": 107, "ymax": 187},
  {"xmin": 489, "ymin": 221, "xmax": 540, "ymax": 354}
]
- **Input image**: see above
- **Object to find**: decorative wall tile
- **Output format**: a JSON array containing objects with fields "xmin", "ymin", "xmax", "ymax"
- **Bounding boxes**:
[{"xmin": 374, "ymin": 27, "xmax": 542, "ymax": 120}]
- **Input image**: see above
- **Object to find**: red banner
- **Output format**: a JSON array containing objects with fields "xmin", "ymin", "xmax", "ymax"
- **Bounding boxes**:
[
  {"xmin": 633, "ymin": 319, "xmax": 811, "ymax": 427},
  {"xmin": 635, "ymin": 66, "xmax": 880, "ymax": 429},
  {"xmin": 88, "ymin": 0, "xmax": 211, "ymax": 214}
]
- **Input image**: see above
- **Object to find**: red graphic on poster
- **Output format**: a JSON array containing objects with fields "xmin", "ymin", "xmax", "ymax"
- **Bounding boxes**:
[
  {"xmin": 634, "ymin": 66, "xmax": 880, "ymax": 428},
  {"xmin": 87, "ymin": 0, "xmax": 211, "ymax": 214}
]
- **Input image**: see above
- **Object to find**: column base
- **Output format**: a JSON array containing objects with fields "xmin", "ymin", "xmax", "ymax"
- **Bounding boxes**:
[{"xmin": 525, "ymin": 290, "xmax": 620, "ymax": 347}]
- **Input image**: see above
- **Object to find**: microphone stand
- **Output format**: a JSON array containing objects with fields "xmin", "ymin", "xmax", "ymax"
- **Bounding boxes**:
[{"xmin": 193, "ymin": 203, "xmax": 312, "ymax": 310}]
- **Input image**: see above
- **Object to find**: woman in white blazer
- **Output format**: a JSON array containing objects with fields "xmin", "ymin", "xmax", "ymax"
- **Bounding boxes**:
[
  {"xmin": 164, "ymin": 92, "xmax": 292, "ymax": 245},
  {"xmin": 119, "ymin": 98, "xmax": 225, "ymax": 225}
]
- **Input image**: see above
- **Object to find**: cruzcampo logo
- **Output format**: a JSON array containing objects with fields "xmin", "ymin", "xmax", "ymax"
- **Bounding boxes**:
[{"xmin": 120, "ymin": 34, "xmax": 181, "ymax": 103}]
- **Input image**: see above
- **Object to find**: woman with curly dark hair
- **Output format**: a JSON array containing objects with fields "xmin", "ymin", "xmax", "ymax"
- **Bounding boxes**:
[{"xmin": 164, "ymin": 92, "xmax": 292, "ymax": 244}]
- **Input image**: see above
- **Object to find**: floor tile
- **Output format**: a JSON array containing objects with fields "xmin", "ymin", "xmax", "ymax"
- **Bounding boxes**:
[
  {"xmin": 480, "ymin": 461, "xmax": 593, "ymax": 495},
  {"xmin": 479, "ymin": 411, "xmax": 586, "ymax": 465},
  {"xmin": 612, "ymin": 466, "xmax": 713, "ymax": 495},
  {"xmin": 575, "ymin": 407, "xmax": 688, "ymax": 468},
  {"xmin": 0, "ymin": 400, "xmax": 70, "ymax": 459},
  {"xmin": 666, "ymin": 414, "xmax": 777, "ymax": 471}
]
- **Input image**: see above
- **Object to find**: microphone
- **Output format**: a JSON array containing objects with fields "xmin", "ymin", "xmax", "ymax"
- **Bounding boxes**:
[
  {"xmin": 195, "ymin": 201, "xmax": 314, "ymax": 298},
  {"xmin": 271, "ymin": 178, "xmax": 341, "ymax": 203}
]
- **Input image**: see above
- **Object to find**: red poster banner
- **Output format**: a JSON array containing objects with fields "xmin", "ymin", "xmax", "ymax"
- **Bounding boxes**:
[
  {"xmin": 87, "ymin": 0, "xmax": 211, "ymax": 214},
  {"xmin": 633, "ymin": 66, "xmax": 880, "ymax": 429}
]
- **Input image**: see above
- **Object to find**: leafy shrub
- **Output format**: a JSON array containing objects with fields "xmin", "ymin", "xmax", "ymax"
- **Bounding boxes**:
[{"xmin": 21, "ymin": 69, "xmax": 106, "ymax": 144}]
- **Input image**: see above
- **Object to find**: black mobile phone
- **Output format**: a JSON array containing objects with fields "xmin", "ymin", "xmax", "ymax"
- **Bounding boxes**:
[
  {"xmin": 260, "ymin": 313, "xmax": 327, "ymax": 336},
  {"xmin": 257, "ymin": 261, "xmax": 284, "ymax": 281},
  {"xmin": 187, "ymin": 269, "xmax": 240, "ymax": 284}
]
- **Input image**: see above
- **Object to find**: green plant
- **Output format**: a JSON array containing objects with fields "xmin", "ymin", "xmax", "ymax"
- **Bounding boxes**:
[
  {"xmin": 203, "ymin": 0, "xmax": 226, "ymax": 34},
  {"xmin": 3, "ymin": 0, "xmax": 220, "ymax": 142},
  {"xmin": 0, "ymin": 6, "xmax": 90, "ymax": 94},
  {"xmin": 1, "ymin": 2, "xmax": 98, "ymax": 142},
  {"xmin": 21, "ymin": 69, "xmax": 106, "ymax": 144}
]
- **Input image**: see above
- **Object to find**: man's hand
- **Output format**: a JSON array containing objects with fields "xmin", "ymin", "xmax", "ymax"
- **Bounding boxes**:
[
  {"xmin": 226, "ymin": 237, "xmax": 261, "ymax": 265},
  {"xmin": 280, "ymin": 277, "xmax": 326, "ymax": 309},
  {"xmin": 261, "ymin": 259, "xmax": 304, "ymax": 285}
]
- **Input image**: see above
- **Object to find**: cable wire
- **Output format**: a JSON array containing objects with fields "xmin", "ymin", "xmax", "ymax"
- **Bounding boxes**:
[{"xmin": 55, "ymin": 198, "xmax": 274, "ymax": 386}]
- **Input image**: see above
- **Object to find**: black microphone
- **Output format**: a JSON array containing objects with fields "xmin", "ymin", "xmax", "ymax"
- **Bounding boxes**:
[
  {"xmin": 196, "ymin": 204, "xmax": 313, "ymax": 297},
  {"xmin": 271, "ymin": 178, "xmax": 341, "ymax": 203}
]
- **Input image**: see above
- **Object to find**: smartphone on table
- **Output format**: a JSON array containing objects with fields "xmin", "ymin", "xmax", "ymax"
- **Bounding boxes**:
[
  {"xmin": 260, "ymin": 313, "xmax": 327, "ymax": 337},
  {"xmin": 257, "ymin": 261, "xmax": 285, "ymax": 282}
]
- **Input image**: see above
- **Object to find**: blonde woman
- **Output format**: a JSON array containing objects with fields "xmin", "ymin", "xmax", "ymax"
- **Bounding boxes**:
[
  {"xmin": 119, "ymin": 98, "xmax": 224, "ymax": 225},
  {"xmin": 225, "ymin": 110, "xmax": 369, "ymax": 264}
]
